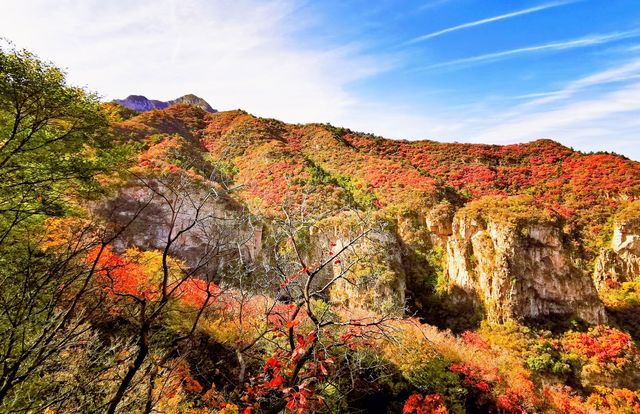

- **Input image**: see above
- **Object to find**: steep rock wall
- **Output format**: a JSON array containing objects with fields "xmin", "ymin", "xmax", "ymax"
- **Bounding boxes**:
[
  {"xmin": 328, "ymin": 227, "xmax": 406, "ymax": 314},
  {"xmin": 594, "ymin": 202, "xmax": 640, "ymax": 289},
  {"xmin": 303, "ymin": 215, "xmax": 407, "ymax": 314},
  {"xmin": 95, "ymin": 180, "xmax": 261, "ymax": 271},
  {"xmin": 444, "ymin": 197, "xmax": 606, "ymax": 324}
]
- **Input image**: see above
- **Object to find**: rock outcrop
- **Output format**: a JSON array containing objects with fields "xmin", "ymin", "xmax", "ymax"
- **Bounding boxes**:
[
  {"xmin": 170, "ymin": 94, "xmax": 217, "ymax": 113},
  {"xmin": 94, "ymin": 180, "xmax": 259, "ymax": 271},
  {"xmin": 113, "ymin": 95, "xmax": 168, "ymax": 112},
  {"xmin": 329, "ymin": 227, "xmax": 407, "ymax": 314},
  {"xmin": 444, "ymin": 196, "xmax": 606, "ymax": 324},
  {"xmin": 425, "ymin": 202, "xmax": 456, "ymax": 246},
  {"xmin": 594, "ymin": 202, "xmax": 640, "ymax": 289},
  {"xmin": 304, "ymin": 215, "xmax": 407, "ymax": 314}
]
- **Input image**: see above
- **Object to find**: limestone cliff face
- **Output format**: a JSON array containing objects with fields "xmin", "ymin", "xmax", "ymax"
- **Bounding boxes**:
[
  {"xmin": 95, "ymin": 180, "xmax": 260, "ymax": 271},
  {"xmin": 304, "ymin": 215, "xmax": 406, "ymax": 314},
  {"xmin": 329, "ymin": 227, "xmax": 406, "ymax": 314},
  {"xmin": 444, "ymin": 196, "xmax": 606, "ymax": 324},
  {"xmin": 594, "ymin": 202, "xmax": 640, "ymax": 289},
  {"xmin": 425, "ymin": 202, "xmax": 455, "ymax": 244}
]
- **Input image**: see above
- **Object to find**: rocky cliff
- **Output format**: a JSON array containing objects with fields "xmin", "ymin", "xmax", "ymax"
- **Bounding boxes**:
[
  {"xmin": 594, "ymin": 201, "xmax": 640, "ymax": 289},
  {"xmin": 326, "ymin": 219, "xmax": 407, "ymax": 314},
  {"xmin": 94, "ymin": 179, "xmax": 260, "ymax": 272},
  {"xmin": 444, "ymin": 196, "xmax": 606, "ymax": 324}
]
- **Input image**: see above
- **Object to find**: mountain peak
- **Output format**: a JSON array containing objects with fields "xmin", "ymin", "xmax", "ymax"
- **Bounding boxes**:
[
  {"xmin": 113, "ymin": 94, "xmax": 217, "ymax": 113},
  {"xmin": 170, "ymin": 94, "xmax": 216, "ymax": 112}
]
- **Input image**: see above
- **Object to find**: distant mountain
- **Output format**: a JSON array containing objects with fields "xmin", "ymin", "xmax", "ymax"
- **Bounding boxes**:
[{"xmin": 113, "ymin": 94, "xmax": 217, "ymax": 113}]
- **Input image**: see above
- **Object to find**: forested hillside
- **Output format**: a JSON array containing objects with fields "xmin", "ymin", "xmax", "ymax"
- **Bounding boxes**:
[{"xmin": 2, "ymin": 46, "xmax": 640, "ymax": 414}]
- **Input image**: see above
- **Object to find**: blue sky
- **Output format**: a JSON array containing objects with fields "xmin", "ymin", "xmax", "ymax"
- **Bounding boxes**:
[{"xmin": 2, "ymin": 0, "xmax": 640, "ymax": 160}]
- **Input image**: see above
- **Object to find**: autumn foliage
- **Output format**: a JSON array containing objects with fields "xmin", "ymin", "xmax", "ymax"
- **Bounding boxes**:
[
  {"xmin": 27, "ymin": 102, "xmax": 640, "ymax": 414},
  {"xmin": 403, "ymin": 393, "xmax": 449, "ymax": 414},
  {"xmin": 4, "ymin": 44, "xmax": 640, "ymax": 413}
]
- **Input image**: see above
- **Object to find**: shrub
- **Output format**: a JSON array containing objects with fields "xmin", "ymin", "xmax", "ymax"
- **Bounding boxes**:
[{"xmin": 403, "ymin": 393, "xmax": 448, "ymax": 414}]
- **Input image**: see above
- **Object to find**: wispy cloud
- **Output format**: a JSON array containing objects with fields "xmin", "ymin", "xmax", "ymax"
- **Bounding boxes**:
[
  {"xmin": 478, "ymin": 81, "xmax": 640, "ymax": 153},
  {"xmin": 416, "ymin": 29, "xmax": 640, "ymax": 71},
  {"xmin": 518, "ymin": 57, "xmax": 640, "ymax": 109},
  {"xmin": 465, "ymin": 55, "xmax": 640, "ymax": 160},
  {"xmin": 406, "ymin": 1, "xmax": 575, "ymax": 44}
]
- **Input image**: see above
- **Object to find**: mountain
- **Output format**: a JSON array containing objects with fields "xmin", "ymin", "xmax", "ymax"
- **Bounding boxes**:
[
  {"xmin": 102, "ymin": 102, "xmax": 640, "ymax": 409},
  {"xmin": 5, "ymin": 41, "xmax": 640, "ymax": 412},
  {"xmin": 113, "ymin": 93, "xmax": 217, "ymax": 113},
  {"xmin": 111, "ymin": 104, "xmax": 640, "ymax": 325}
]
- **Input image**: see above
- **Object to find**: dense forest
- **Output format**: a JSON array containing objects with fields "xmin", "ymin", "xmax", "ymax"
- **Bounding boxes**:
[{"xmin": 1, "ymin": 45, "xmax": 640, "ymax": 414}]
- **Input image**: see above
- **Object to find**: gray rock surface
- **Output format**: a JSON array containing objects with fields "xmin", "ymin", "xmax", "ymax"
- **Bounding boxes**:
[{"xmin": 444, "ymin": 198, "xmax": 606, "ymax": 324}]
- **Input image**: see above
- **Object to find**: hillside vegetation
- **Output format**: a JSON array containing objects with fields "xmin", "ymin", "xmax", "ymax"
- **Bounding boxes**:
[{"xmin": 1, "ymin": 46, "xmax": 640, "ymax": 413}]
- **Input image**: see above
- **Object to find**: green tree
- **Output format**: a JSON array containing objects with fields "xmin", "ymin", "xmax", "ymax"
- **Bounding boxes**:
[
  {"xmin": 0, "ymin": 43, "xmax": 124, "ymax": 242},
  {"xmin": 0, "ymin": 43, "xmax": 130, "ymax": 410}
]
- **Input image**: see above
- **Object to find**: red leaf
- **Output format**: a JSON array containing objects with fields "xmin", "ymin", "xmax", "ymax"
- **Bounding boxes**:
[
  {"xmin": 319, "ymin": 363, "xmax": 328, "ymax": 376},
  {"xmin": 265, "ymin": 356, "xmax": 279, "ymax": 370},
  {"xmin": 296, "ymin": 334, "xmax": 306, "ymax": 347},
  {"xmin": 299, "ymin": 392, "xmax": 308, "ymax": 407},
  {"xmin": 267, "ymin": 374, "xmax": 284, "ymax": 388},
  {"xmin": 292, "ymin": 347, "xmax": 305, "ymax": 360},
  {"xmin": 307, "ymin": 331, "xmax": 316, "ymax": 343}
]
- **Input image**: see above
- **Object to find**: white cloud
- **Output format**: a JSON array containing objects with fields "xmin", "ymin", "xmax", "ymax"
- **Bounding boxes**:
[
  {"xmin": 1, "ymin": 0, "xmax": 639, "ymax": 161},
  {"xmin": 0, "ymin": 0, "xmax": 392, "ymax": 123},
  {"xmin": 0, "ymin": 0, "xmax": 457, "ymax": 147},
  {"xmin": 517, "ymin": 58, "xmax": 640, "ymax": 109},
  {"xmin": 457, "ymin": 56, "xmax": 640, "ymax": 160},
  {"xmin": 481, "ymin": 82, "xmax": 640, "ymax": 137}
]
